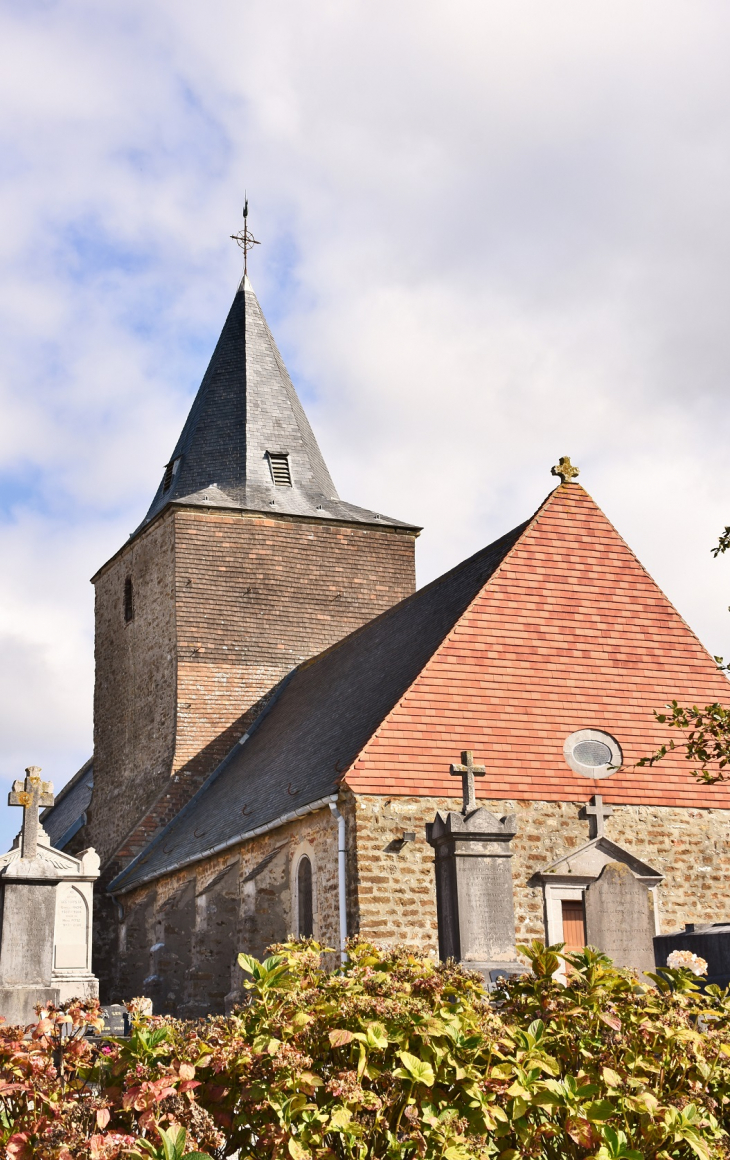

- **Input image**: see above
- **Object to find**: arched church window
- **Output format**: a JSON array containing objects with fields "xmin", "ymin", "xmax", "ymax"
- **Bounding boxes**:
[{"xmin": 297, "ymin": 855, "xmax": 313, "ymax": 938}]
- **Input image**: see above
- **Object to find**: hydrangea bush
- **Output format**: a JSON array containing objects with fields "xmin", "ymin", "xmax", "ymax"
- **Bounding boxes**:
[{"xmin": 2, "ymin": 940, "xmax": 730, "ymax": 1159}]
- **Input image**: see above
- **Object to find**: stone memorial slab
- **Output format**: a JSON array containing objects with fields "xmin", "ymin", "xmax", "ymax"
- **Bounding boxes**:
[
  {"xmin": 0, "ymin": 767, "xmax": 101, "ymax": 1025},
  {"xmin": 428, "ymin": 755, "xmax": 522, "ymax": 981},
  {"xmin": 584, "ymin": 861, "xmax": 655, "ymax": 972}
]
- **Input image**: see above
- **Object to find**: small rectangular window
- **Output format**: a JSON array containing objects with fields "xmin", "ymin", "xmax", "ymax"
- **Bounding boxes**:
[
  {"xmin": 267, "ymin": 452, "xmax": 292, "ymax": 486},
  {"xmin": 124, "ymin": 577, "xmax": 134, "ymax": 623}
]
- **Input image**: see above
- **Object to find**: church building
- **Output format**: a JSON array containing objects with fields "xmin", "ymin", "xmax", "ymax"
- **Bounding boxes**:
[{"xmin": 42, "ymin": 265, "xmax": 730, "ymax": 1012}]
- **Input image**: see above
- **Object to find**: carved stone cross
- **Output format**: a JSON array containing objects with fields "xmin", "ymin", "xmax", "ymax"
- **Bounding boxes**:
[
  {"xmin": 8, "ymin": 767, "xmax": 54, "ymax": 860},
  {"xmin": 551, "ymin": 456, "xmax": 580, "ymax": 484},
  {"xmin": 450, "ymin": 750, "xmax": 486, "ymax": 815},
  {"xmin": 585, "ymin": 794, "xmax": 612, "ymax": 839}
]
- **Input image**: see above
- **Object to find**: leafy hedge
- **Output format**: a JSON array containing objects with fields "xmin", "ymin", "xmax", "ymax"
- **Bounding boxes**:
[{"xmin": 2, "ymin": 940, "xmax": 730, "ymax": 1159}]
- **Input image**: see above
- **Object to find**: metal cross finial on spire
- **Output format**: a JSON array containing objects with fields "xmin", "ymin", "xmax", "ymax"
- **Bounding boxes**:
[
  {"xmin": 551, "ymin": 455, "xmax": 580, "ymax": 484},
  {"xmin": 8, "ymin": 766, "xmax": 54, "ymax": 860},
  {"xmin": 230, "ymin": 196, "xmax": 261, "ymax": 276},
  {"xmin": 450, "ymin": 750, "xmax": 486, "ymax": 815}
]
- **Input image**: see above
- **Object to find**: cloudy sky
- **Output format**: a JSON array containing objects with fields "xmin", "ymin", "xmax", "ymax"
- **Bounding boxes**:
[{"xmin": 1, "ymin": 0, "xmax": 729, "ymax": 850}]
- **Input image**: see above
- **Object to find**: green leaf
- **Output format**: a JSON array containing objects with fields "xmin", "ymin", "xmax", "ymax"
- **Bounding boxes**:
[
  {"xmin": 366, "ymin": 1021, "xmax": 388, "ymax": 1050},
  {"xmin": 585, "ymin": 1099, "xmax": 616, "ymax": 1122},
  {"xmin": 398, "ymin": 1051, "xmax": 435, "ymax": 1086},
  {"xmin": 288, "ymin": 1139, "xmax": 309, "ymax": 1160},
  {"xmin": 329, "ymin": 1107, "xmax": 353, "ymax": 1130},
  {"xmin": 237, "ymin": 952, "xmax": 258, "ymax": 976},
  {"xmin": 158, "ymin": 1125, "xmax": 187, "ymax": 1160}
]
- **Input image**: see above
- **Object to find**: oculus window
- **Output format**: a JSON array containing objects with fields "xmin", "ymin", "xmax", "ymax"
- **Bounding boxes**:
[{"xmin": 564, "ymin": 729, "xmax": 622, "ymax": 778}]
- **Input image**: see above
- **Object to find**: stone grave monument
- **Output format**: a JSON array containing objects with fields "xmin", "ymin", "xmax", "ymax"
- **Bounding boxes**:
[
  {"xmin": 0, "ymin": 767, "xmax": 100, "ymax": 1025},
  {"xmin": 584, "ymin": 861, "xmax": 656, "ymax": 972},
  {"xmin": 427, "ymin": 751, "xmax": 523, "ymax": 987}
]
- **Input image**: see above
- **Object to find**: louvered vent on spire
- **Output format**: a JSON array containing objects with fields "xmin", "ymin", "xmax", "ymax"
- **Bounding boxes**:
[{"xmin": 267, "ymin": 452, "xmax": 292, "ymax": 486}]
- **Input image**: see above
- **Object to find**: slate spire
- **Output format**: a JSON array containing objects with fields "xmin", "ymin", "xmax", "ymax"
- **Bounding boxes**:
[{"xmin": 140, "ymin": 275, "xmax": 413, "ymax": 532}]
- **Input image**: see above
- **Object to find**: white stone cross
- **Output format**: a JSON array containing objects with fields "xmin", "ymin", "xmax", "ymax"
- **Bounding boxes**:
[
  {"xmin": 450, "ymin": 750, "xmax": 486, "ymax": 814},
  {"xmin": 585, "ymin": 794, "xmax": 612, "ymax": 839},
  {"xmin": 8, "ymin": 766, "xmax": 54, "ymax": 860}
]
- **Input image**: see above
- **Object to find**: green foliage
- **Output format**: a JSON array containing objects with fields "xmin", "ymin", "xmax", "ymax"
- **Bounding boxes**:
[
  {"xmin": 638, "ymin": 522, "xmax": 730, "ymax": 783},
  {"xmin": 637, "ymin": 699, "xmax": 730, "ymax": 783},
  {"xmin": 129, "ymin": 1123, "xmax": 211, "ymax": 1160},
  {"xmin": 4, "ymin": 943, "xmax": 730, "ymax": 1159}
]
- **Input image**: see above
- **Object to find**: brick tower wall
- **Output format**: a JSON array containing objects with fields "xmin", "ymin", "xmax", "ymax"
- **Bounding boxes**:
[{"xmin": 89, "ymin": 505, "xmax": 417, "ymax": 870}]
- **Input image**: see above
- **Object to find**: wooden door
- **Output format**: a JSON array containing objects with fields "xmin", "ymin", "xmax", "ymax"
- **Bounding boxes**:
[{"xmin": 561, "ymin": 899, "xmax": 586, "ymax": 952}]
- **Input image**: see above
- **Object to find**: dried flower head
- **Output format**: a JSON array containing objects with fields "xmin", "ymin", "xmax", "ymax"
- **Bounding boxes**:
[{"xmin": 666, "ymin": 949, "xmax": 708, "ymax": 976}]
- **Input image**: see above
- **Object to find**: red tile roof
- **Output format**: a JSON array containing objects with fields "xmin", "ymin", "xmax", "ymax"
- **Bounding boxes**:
[{"xmin": 345, "ymin": 483, "xmax": 730, "ymax": 807}]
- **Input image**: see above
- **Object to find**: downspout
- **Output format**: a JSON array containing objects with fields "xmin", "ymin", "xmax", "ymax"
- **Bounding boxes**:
[{"xmin": 329, "ymin": 802, "xmax": 347, "ymax": 964}]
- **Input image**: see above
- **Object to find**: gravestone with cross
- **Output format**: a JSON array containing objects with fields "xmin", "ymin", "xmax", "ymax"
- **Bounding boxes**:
[
  {"xmin": 0, "ymin": 766, "xmax": 101, "ymax": 1025},
  {"xmin": 427, "ymin": 750, "xmax": 523, "ymax": 988}
]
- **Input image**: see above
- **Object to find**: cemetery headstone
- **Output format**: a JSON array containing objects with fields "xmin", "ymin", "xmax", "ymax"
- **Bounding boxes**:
[
  {"xmin": 0, "ymin": 767, "xmax": 100, "ymax": 1025},
  {"xmin": 100, "ymin": 1003, "xmax": 131, "ymax": 1037},
  {"xmin": 427, "ymin": 752, "xmax": 523, "ymax": 987},
  {"xmin": 584, "ymin": 861, "xmax": 655, "ymax": 972}
]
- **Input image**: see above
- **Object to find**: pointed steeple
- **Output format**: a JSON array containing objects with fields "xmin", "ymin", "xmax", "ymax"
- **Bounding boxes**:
[{"xmin": 139, "ymin": 276, "xmax": 415, "ymax": 533}]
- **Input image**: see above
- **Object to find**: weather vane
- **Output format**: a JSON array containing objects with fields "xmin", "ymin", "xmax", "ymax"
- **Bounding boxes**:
[{"xmin": 230, "ymin": 196, "xmax": 260, "ymax": 276}]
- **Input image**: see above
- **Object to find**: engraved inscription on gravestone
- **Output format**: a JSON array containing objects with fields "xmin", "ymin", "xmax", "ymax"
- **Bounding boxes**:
[
  {"xmin": 100, "ymin": 1004, "xmax": 131, "ymax": 1037},
  {"xmin": 54, "ymin": 884, "xmax": 89, "ymax": 970}
]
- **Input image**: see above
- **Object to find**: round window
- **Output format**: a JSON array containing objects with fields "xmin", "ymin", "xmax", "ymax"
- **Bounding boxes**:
[{"xmin": 564, "ymin": 730, "xmax": 621, "ymax": 778}]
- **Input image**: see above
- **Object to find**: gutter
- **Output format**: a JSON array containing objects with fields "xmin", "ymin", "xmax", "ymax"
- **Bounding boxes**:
[
  {"xmin": 329, "ymin": 803, "xmax": 348, "ymax": 964},
  {"xmin": 111, "ymin": 793, "xmax": 339, "ymax": 894}
]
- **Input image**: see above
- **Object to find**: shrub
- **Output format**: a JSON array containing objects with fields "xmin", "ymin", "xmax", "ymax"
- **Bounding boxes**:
[{"xmin": 2, "ymin": 941, "xmax": 730, "ymax": 1159}]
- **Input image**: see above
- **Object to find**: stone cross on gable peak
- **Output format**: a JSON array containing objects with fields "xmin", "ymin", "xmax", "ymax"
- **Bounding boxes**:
[
  {"xmin": 450, "ymin": 750, "xmax": 486, "ymax": 815},
  {"xmin": 551, "ymin": 456, "xmax": 580, "ymax": 484},
  {"xmin": 585, "ymin": 794, "xmax": 612, "ymax": 839},
  {"xmin": 9, "ymin": 766, "xmax": 54, "ymax": 860}
]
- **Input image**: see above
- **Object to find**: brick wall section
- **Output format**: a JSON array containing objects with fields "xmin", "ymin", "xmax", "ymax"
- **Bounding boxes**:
[
  {"xmin": 109, "ymin": 804, "xmax": 343, "ymax": 1009},
  {"xmin": 91, "ymin": 505, "xmax": 416, "ymax": 868},
  {"xmin": 352, "ymin": 793, "xmax": 730, "ymax": 955},
  {"xmin": 345, "ymin": 484, "xmax": 730, "ymax": 808}
]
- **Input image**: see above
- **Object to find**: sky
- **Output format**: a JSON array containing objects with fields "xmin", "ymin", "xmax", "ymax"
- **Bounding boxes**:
[{"xmin": 1, "ymin": 0, "xmax": 730, "ymax": 852}]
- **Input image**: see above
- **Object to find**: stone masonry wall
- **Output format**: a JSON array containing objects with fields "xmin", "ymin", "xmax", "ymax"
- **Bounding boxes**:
[
  {"xmin": 90, "ymin": 514, "xmax": 177, "ymax": 868},
  {"xmin": 91, "ymin": 506, "xmax": 416, "ymax": 869},
  {"xmin": 351, "ymin": 794, "xmax": 730, "ymax": 955},
  {"xmin": 110, "ymin": 804, "xmax": 343, "ymax": 1012}
]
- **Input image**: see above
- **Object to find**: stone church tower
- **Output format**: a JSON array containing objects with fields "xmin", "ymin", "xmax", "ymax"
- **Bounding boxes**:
[{"xmin": 85, "ymin": 273, "xmax": 418, "ymax": 905}]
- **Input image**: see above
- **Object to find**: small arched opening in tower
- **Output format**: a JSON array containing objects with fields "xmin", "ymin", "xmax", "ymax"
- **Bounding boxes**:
[
  {"xmin": 297, "ymin": 855, "xmax": 313, "ymax": 938},
  {"xmin": 124, "ymin": 577, "xmax": 134, "ymax": 623}
]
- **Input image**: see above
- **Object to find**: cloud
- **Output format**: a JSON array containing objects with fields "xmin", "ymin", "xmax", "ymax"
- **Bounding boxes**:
[{"xmin": 0, "ymin": 0, "xmax": 730, "ymax": 849}]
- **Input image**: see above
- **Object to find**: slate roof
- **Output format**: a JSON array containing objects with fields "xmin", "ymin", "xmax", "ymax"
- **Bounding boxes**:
[
  {"xmin": 137, "ymin": 275, "xmax": 416, "ymax": 535},
  {"xmin": 109, "ymin": 517, "xmax": 529, "ymax": 892},
  {"xmin": 40, "ymin": 758, "xmax": 94, "ymax": 850}
]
